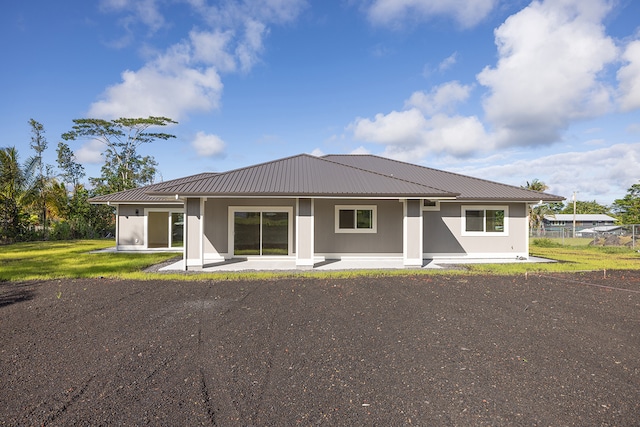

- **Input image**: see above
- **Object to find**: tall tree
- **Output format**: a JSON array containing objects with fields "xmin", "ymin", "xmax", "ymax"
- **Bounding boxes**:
[
  {"xmin": 29, "ymin": 119, "xmax": 50, "ymax": 237},
  {"xmin": 56, "ymin": 141, "xmax": 85, "ymax": 192},
  {"xmin": 560, "ymin": 200, "xmax": 611, "ymax": 215},
  {"xmin": 61, "ymin": 117, "xmax": 177, "ymax": 194},
  {"xmin": 612, "ymin": 183, "xmax": 640, "ymax": 224},
  {"xmin": 55, "ymin": 141, "xmax": 117, "ymax": 239}
]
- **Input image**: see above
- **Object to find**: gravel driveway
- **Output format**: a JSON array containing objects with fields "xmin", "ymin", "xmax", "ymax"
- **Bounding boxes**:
[{"xmin": 1, "ymin": 271, "xmax": 639, "ymax": 426}]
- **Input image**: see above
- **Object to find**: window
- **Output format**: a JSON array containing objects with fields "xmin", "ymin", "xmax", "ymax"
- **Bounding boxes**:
[
  {"xmin": 335, "ymin": 205, "xmax": 377, "ymax": 233},
  {"xmin": 423, "ymin": 200, "xmax": 441, "ymax": 211},
  {"xmin": 462, "ymin": 206, "xmax": 508, "ymax": 235}
]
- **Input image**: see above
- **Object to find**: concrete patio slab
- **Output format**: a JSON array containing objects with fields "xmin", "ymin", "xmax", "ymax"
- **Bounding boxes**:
[{"xmin": 157, "ymin": 256, "xmax": 555, "ymax": 272}]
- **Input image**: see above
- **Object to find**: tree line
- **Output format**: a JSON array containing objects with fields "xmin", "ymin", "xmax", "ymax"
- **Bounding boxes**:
[
  {"xmin": 2, "ymin": 117, "xmax": 639, "ymax": 244},
  {"xmin": 0, "ymin": 117, "xmax": 175, "ymax": 244},
  {"xmin": 524, "ymin": 179, "xmax": 640, "ymax": 236}
]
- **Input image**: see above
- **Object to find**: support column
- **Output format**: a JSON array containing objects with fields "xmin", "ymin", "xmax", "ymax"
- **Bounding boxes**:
[
  {"xmin": 184, "ymin": 197, "xmax": 203, "ymax": 270},
  {"xmin": 296, "ymin": 198, "xmax": 315, "ymax": 269},
  {"xmin": 403, "ymin": 199, "xmax": 423, "ymax": 268}
]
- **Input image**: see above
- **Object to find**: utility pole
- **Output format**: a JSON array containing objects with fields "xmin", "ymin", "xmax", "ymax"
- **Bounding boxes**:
[{"xmin": 572, "ymin": 191, "xmax": 577, "ymax": 238}]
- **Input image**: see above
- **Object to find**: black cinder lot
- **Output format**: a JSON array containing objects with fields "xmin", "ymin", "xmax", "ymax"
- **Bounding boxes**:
[{"xmin": 2, "ymin": 271, "xmax": 639, "ymax": 426}]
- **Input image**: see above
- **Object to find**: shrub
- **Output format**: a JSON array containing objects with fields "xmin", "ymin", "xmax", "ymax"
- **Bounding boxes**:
[
  {"xmin": 50, "ymin": 221, "xmax": 72, "ymax": 240},
  {"xmin": 531, "ymin": 238, "xmax": 562, "ymax": 248}
]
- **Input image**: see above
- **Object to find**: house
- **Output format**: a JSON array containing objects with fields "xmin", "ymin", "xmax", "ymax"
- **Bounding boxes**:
[
  {"xmin": 543, "ymin": 214, "xmax": 617, "ymax": 234},
  {"xmin": 89, "ymin": 154, "xmax": 564, "ymax": 270}
]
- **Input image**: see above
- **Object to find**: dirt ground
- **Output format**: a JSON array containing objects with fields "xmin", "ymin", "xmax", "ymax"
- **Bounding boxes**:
[{"xmin": 1, "ymin": 271, "xmax": 639, "ymax": 426}]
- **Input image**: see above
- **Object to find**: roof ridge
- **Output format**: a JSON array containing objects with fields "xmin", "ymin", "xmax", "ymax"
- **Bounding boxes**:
[
  {"xmin": 317, "ymin": 154, "xmax": 457, "ymax": 196},
  {"xmin": 325, "ymin": 154, "xmax": 563, "ymax": 199},
  {"xmin": 147, "ymin": 154, "xmax": 313, "ymax": 192},
  {"xmin": 147, "ymin": 172, "xmax": 218, "ymax": 190}
]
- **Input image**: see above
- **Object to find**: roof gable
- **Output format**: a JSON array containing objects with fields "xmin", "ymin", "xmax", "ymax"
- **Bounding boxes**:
[{"xmin": 89, "ymin": 172, "xmax": 218, "ymax": 203}]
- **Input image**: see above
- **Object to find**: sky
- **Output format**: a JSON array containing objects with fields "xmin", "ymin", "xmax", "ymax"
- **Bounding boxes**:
[{"xmin": 2, "ymin": 0, "xmax": 640, "ymax": 206}]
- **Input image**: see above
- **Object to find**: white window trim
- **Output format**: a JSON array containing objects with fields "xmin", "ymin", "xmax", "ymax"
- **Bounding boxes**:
[
  {"xmin": 461, "ymin": 205, "xmax": 509, "ymax": 236},
  {"xmin": 334, "ymin": 205, "xmax": 377, "ymax": 234}
]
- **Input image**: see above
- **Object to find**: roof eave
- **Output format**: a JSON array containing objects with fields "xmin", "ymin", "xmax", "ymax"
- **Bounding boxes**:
[{"xmin": 454, "ymin": 197, "xmax": 565, "ymax": 203}]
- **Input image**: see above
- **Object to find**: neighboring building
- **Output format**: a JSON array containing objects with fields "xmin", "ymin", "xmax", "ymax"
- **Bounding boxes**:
[
  {"xmin": 543, "ymin": 214, "xmax": 618, "ymax": 235},
  {"xmin": 90, "ymin": 154, "xmax": 564, "ymax": 269}
]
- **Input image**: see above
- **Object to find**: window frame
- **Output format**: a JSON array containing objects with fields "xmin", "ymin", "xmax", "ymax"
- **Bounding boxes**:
[
  {"xmin": 461, "ymin": 205, "xmax": 509, "ymax": 236},
  {"xmin": 334, "ymin": 205, "xmax": 377, "ymax": 234}
]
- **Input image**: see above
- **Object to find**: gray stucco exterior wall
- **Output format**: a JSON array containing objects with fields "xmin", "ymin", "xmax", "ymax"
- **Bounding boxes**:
[
  {"xmin": 314, "ymin": 199, "xmax": 403, "ymax": 255},
  {"xmin": 404, "ymin": 199, "xmax": 423, "ymax": 265},
  {"xmin": 204, "ymin": 198, "xmax": 298, "ymax": 259},
  {"xmin": 117, "ymin": 204, "xmax": 179, "ymax": 248},
  {"xmin": 423, "ymin": 202, "xmax": 528, "ymax": 257},
  {"xmin": 117, "ymin": 205, "xmax": 145, "ymax": 247},
  {"xmin": 185, "ymin": 198, "xmax": 202, "ymax": 268}
]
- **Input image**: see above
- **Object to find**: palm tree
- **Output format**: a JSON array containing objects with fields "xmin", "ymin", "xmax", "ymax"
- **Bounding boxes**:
[
  {"xmin": 523, "ymin": 179, "xmax": 552, "ymax": 236},
  {"xmin": 0, "ymin": 147, "xmax": 38, "ymax": 242},
  {"xmin": 525, "ymin": 179, "xmax": 549, "ymax": 193}
]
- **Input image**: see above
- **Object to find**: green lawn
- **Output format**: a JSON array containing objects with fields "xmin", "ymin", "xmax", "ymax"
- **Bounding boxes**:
[
  {"xmin": 0, "ymin": 240, "xmax": 179, "ymax": 282},
  {"xmin": 468, "ymin": 238, "xmax": 640, "ymax": 274},
  {"xmin": 1, "ymin": 239, "xmax": 640, "ymax": 282}
]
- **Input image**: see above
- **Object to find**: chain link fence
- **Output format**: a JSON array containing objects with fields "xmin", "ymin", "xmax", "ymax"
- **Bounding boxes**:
[{"xmin": 531, "ymin": 224, "xmax": 640, "ymax": 248}]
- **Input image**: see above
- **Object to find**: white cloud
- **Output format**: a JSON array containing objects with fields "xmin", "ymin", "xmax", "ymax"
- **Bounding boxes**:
[
  {"xmin": 350, "ymin": 109, "xmax": 429, "ymax": 146},
  {"xmin": 438, "ymin": 52, "xmax": 458, "ymax": 72},
  {"xmin": 189, "ymin": 30, "xmax": 237, "ymax": 73},
  {"xmin": 454, "ymin": 143, "xmax": 640, "ymax": 204},
  {"xmin": 405, "ymin": 81, "xmax": 472, "ymax": 115},
  {"xmin": 235, "ymin": 19, "xmax": 268, "ymax": 72},
  {"xmin": 100, "ymin": 0, "xmax": 165, "ymax": 34},
  {"xmin": 74, "ymin": 140, "xmax": 104, "ymax": 164},
  {"xmin": 617, "ymin": 40, "xmax": 640, "ymax": 112},
  {"xmin": 310, "ymin": 148, "xmax": 325, "ymax": 157},
  {"xmin": 349, "ymin": 108, "xmax": 491, "ymax": 160},
  {"xmin": 477, "ymin": 0, "xmax": 618, "ymax": 148},
  {"xmin": 191, "ymin": 131, "xmax": 226, "ymax": 157},
  {"xmin": 91, "ymin": 0, "xmax": 306, "ymax": 120},
  {"xmin": 88, "ymin": 47, "xmax": 223, "ymax": 119},
  {"xmin": 350, "ymin": 146, "xmax": 371, "ymax": 155},
  {"xmin": 348, "ymin": 80, "xmax": 488, "ymax": 159},
  {"xmin": 347, "ymin": 0, "xmax": 638, "ymax": 166},
  {"xmin": 365, "ymin": 0, "xmax": 498, "ymax": 29}
]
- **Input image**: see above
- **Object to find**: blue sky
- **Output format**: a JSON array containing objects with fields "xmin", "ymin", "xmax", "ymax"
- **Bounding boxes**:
[{"xmin": 2, "ymin": 0, "xmax": 640, "ymax": 205}]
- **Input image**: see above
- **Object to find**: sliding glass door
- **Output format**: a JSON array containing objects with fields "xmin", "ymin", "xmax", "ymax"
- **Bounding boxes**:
[
  {"xmin": 147, "ymin": 210, "xmax": 183, "ymax": 248},
  {"xmin": 234, "ymin": 212, "xmax": 261, "ymax": 255},
  {"xmin": 261, "ymin": 212, "xmax": 289, "ymax": 255},
  {"xmin": 233, "ymin": 209, "xmax": 290, "ymax": 256}
]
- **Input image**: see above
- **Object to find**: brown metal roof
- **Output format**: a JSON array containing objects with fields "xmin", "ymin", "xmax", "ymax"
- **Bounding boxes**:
[
  {"xmin": 323, "ymin": 154, "xmax": 565, "ymax": 202},
  {"xmin": 90, "ymin": 153, "xmax": 565, "ymax": 203},
  {"xmin": 88, "ymin": 172, "xmax": 218, "ymax": 203},
  {"xmin": 146, "ymin": 154, "xmax": 456, "ymax": 198}
]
